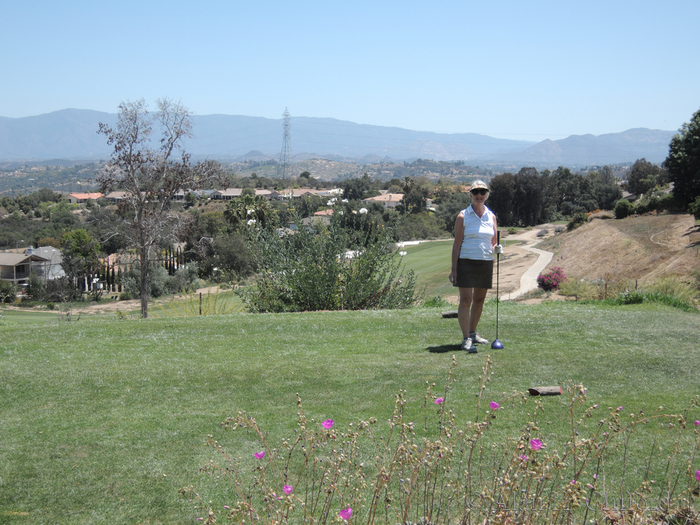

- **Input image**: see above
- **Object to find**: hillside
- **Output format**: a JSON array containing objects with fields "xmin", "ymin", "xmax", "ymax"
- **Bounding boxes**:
[{"xmin": 538, "ymin": 213, "xmax": 699, "ymax": 287}]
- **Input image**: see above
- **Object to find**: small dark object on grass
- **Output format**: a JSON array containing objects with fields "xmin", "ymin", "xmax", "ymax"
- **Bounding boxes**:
[{"xmin": 528, "ymin": 386, "xmax": 563, "ymax": 396}]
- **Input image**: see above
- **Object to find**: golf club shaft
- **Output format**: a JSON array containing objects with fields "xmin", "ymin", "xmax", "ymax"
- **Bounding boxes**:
[{"xmin": 495, "ymin": 230, "xmax": 500, "ymax": 338}]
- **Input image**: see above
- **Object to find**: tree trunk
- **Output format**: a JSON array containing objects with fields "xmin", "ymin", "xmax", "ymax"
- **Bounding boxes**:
[{"xmin": 140, "ymin": 245, "xmax": 149, "ymax": 318}]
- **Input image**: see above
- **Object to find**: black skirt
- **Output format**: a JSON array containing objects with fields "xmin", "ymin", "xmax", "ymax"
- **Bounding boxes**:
[{"xmin": 454, "ymin": 258, "xmax": 494, "ymax": 289}]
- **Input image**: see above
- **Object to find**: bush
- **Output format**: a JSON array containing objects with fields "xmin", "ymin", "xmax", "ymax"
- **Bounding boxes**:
[
  {"xmin": 119, "ymin": 263, "xmax": 201, "ymax": 299},
  {"xmin": 649, "ymin": 275, "xmax": 698, "ymax": 304},
  {"xmin": 422, "ymin": 295, "xmax": 451, "ymax": 308},
  {"xmin": 614, "ymin": 199, "xmax": 635, "ymax": 219},
  {"xmin": 537, "ymin": 266, "xmax": 567, "ymax": 291},
  {"xmin": 240, "ymin": 213, "xmax": 417, "ymax": 313},
  {"xmin": 689, "ymin": 195, "xmax": 700, "ymax": 220},
  {"xmin": 0, "ymin": 280, "xmax": 16, "ymax": 303},
  {"xmin": 566, "ymin": 212, "xmax": 589, "ymax": 231},
  {"xmin": 38, "ymin": 277, "xmax": 81, "ymax": 303}
]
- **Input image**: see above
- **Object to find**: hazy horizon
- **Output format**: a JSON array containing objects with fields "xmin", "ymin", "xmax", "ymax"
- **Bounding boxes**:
[{"xmin": 2, "ymin": 1, "xmax": 698, "ymax": 141}]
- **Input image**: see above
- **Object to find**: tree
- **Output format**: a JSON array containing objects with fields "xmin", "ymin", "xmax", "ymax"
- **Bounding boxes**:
[
  {"xmin": 626, "ymin": 158, "xmax": 667, "ymax": 196},
  {"xmin": 664, "ymin": 108, "xmax": 700, "ymax": 209},
  {"xmin": 60, "ymin": 229, "xmax": 101, "ymax": 288},
  {"xmin": 224, "ymin": 194, "xmax": 277, "ymax": 230},
  {"xmin": 341, "ymin": 173, "xmax": 372, "ymax": 201},
  {"xmin": 97, "ymin": 99, "xmax": 224, "ymax": 318},
  {"xmin": 487, "ymin": 173, "xmax": 516, "ymax": 226}
]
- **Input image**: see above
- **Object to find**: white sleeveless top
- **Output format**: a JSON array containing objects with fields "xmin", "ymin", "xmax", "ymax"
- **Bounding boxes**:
[{"xmin": 459, "ymin": 205, "xmax": 495, "ymax": 260}]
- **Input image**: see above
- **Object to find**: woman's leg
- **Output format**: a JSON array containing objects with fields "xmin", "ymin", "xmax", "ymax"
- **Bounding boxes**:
[
  {"xmin": 457, "ymin": 286, "xmax": 473, "ymax": 338},
  {"xmin": 469, "ymin": 287, "xmax": 488, "ymax": 334}
]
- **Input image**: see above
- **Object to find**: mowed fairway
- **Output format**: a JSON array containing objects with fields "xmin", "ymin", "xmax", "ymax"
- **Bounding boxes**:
[
  {"xmin": 399, "ymin": 240, "xmax": 456, "ymax": 299},
  {"xmin": 1, "ymin": 300, "xmax": 699, "ymax": 524}
]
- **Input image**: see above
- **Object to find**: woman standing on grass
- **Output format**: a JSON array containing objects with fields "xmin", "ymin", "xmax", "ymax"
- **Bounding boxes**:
[{"xmin": 448, "ymin": 180, "xmax": 502, "ymax": 353}]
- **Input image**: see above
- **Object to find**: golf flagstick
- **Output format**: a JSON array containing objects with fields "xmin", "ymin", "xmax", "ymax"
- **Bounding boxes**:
[{"xmin": 491, "ymin": 230, "xmax": 503, "ymax": 350}]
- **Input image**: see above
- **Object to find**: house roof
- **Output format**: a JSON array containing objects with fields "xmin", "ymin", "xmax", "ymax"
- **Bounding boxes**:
[
  {"xmin": 69, "ymin": 192, "xmax": 104, "ymax": 200},
  {"xmin": 31, "ymin": 247, "xmax": 62, "ymax": 262},
  {"xmin": 214, "ymin": 188, "xmax": 243, "ymax": 197},
  {"xmin": 0, "ymin": 253, "xmax": 49, "ymax": 265},
  {"xmin": 105, "ymin": 191, "xmax": 129, "ymax": 199},
  {"xmin": 363, "ymin": 193, "xmax": 404, "ymax": 203}
]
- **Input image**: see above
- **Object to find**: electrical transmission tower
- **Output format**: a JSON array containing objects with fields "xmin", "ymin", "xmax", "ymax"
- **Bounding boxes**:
[{"xmin": 277, "ymin": 107, "xmax": 292, "ymax": 180}]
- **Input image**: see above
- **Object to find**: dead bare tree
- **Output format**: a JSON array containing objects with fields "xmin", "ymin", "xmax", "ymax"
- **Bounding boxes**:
[{"xmin": 97, "ymin": 99, "xmax": 225, "ymax": 318}]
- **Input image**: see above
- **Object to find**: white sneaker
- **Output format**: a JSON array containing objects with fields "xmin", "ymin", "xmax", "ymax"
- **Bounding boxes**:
[
  {"xmin": 461, "ymin": 337, "xmax": 477, "ymax": 353},
  {"xmin": 470, "ymin": 332, "xmax": 489, "ymax": 345}
]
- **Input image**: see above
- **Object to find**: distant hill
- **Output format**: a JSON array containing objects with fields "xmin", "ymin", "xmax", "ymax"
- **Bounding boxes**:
[
  {"xmin": 496, "ymin": 128, "xmax": 675, "ymax": 166},
  {"xmin": 0, "ymin": 109, "xmax": 676, "ymax": 166}
]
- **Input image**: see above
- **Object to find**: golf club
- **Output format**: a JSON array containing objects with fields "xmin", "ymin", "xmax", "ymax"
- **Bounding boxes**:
[{"xmin": 491, "ymin": 230, "xmax": 504, "ymax": 349}]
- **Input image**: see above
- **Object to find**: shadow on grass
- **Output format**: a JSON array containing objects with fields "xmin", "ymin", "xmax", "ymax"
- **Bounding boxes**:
[{"xmin": 427, "ymin": 344, "xmax": 463, "ymax": 353}]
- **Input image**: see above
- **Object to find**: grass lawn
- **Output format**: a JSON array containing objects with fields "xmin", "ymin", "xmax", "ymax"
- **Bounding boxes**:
[
  {"xmin": 399, "ymin": 240, "xmax": 455, "ymax": 300},
  {"xmin": 1, "ymin": 300, "xmax": 699, "ymax": 524},
  {"xmin": 0, "ymin": 309, "xmax": 58, "ymax": 326}
]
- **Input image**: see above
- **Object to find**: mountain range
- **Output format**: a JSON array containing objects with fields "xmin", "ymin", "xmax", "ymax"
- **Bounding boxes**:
[{"xmin": 0, "ymin": 109, "xmax": 676, "ymax": 167}]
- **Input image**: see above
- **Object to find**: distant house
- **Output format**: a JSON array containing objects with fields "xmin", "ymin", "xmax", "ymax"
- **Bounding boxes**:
[
  {"xmin": 67, "ymin": 192, "xmax": 104, "ymax": 204},
  {"xmin": 281, "ymin": 188, "xmax": 318, "ymax": 200},
  {"xmin": 313, "ymin": 208, "xmax": 334, "ymax": 216},
  {"xmin": 362, "ymin": 193, "xmax": 404, "ymax": 209},
  {"xmin": 257, "ymin": 189, "xmax": 284, "ymax": 200},
  {"xmin": 105, "ymin": 191, "xmax": 129, "ymax": 203},
  {"xmin": 0, "ymin": 251, "xmax": 49, "ymax": 285},
  {"xmin": 301, "ymin": 216, "xmax": 331, "ymax": 229},
  {"xmin": 211, "ymin": 188, "xmax": 243, "ymax": 200},
  {"xmin": 30, "ymin": 247, "xmax": 65, "ymax": 280}
]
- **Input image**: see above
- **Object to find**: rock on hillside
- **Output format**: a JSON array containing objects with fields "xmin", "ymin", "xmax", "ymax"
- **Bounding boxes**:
[{"xmin": 539, "ymin": 214, "xmax": 699, "ymax": 286}]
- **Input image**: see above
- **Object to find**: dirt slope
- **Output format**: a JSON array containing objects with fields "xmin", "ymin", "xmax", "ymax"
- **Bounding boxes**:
[{"xmin": 537, "ymin": 213, "xmax": 699, "ymax": 285}]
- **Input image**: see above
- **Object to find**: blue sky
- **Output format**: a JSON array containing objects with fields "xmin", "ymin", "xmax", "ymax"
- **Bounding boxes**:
[{"xmin": 2, "ymin": 0, "xmax": 698, "ymax": 140}]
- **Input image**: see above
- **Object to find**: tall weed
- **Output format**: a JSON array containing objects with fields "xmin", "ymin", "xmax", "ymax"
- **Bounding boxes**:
[{"xmin": 183, "ymin": 358, "xmax": 700, "ymax": 525}]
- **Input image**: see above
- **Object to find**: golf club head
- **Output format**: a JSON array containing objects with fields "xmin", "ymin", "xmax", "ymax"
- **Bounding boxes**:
[{"xmin": 491, "ymin": 339, "xmax": 504, "ymax": 350}]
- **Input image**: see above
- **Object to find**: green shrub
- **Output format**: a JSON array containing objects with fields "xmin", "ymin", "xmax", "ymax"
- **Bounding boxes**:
[
  {"xmin": 422, "ymin": 295, "xmax": 451, "ymax": 308},
  {"xmin": 0, "ymin": 279, "xmax": 17, "ymax": 303},
  {"xmin": 614, "ymin": 199, "xmax": 635, "ymax": 219},
  {"xmin": 240, "ymin": 213, "xmax": 417, "ymax": 312},
  {"xmin": 649, "ymin": 275, "xmax": 698, "ymax": 303},
  {"xmin": 689, "ymin": 195, "xmax": 700, "ymax": 220},
  {"xmin": 566, "ymin": 212, "xmax": 588, "ymax": 231}
]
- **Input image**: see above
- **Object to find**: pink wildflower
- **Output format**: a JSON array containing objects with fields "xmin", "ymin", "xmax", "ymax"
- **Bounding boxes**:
[
  {"xmin": 322, "ymin": 419, "xmax": 334, "ymax": 429},
  {"xmin": 695, "ymin": 420, "xmax": 700, "ymax": 426},
  {"xmin": 435, "ymin": 397, "xmax": 444, "ymax": 405},
  {"xmin": 530, "ymin": 438, "xmax": 543, "ymax": 451},
  {"xmin": 695, "ymin": 470, "xmax": 700, "ymax": 482},
  {"xmin": 490, "ymin": 401, "xmax": 500, "ymax": 410},
  {"xmin": 339, "ymin": 507, "xmax": 353, "ymax": 520},
  {"xmin": 283, "ymin": 485, "xmax": 293, "ymax": 495},
  {"xmin": 254, "ymin": 451, "xmax": 265, "ymax": 459}
]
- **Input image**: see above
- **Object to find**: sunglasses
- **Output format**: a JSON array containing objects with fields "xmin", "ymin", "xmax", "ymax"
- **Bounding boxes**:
[{"xmin": 471, "ymin": 189, "xmax": 488, "ymax": 195}]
